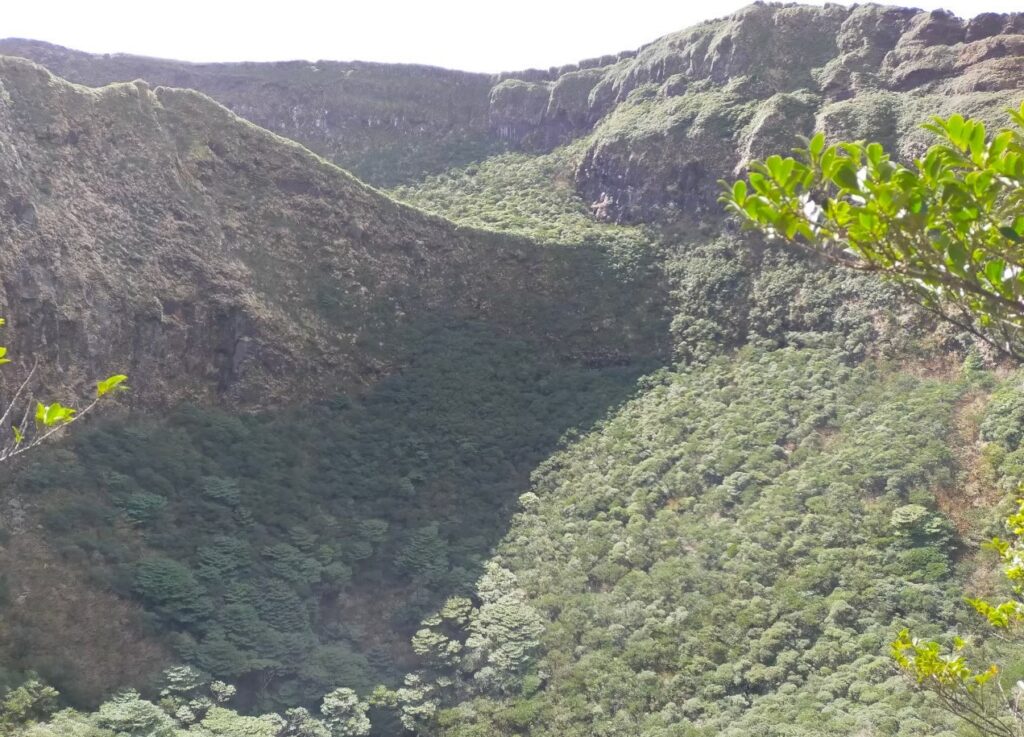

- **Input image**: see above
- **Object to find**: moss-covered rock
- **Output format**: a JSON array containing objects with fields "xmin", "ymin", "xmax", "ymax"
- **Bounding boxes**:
[
  {"xmin": 547, "ymin": 68, "xmax": 604, "ymax": 128},
  {"xmin": 487, "ymin": 79, "xmax": 552, "ymax": 146}
]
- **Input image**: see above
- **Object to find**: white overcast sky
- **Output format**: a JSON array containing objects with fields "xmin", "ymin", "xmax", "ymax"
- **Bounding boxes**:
[{"xmin": 4, "ymin": 1, "xmax": 1023, "ymax": 73}]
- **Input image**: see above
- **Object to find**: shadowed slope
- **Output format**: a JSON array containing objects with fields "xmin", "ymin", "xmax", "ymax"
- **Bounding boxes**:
[{"xmin": 0, "ymin": 57, "xmax": 667, "ymax": 408}]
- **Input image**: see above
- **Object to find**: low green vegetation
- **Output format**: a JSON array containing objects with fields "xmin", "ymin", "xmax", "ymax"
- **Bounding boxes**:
[
  {"xmin": 9, "ymin": 334, "xmax": 1010, "ymax": 737},
  {"xmin": 1, "ymin": 322, "xmax": 649, "ymax": 713},
  {"xmin": 374, "ymin": 345, "xmax": 1007, "ymax": 736},
  {"xmin": 0, "ymin": 667, "xmax": 372, "ymax": 736},
  {"xmin": 391, "ymin": 144, "xmax": 654, "ymax": 265}
]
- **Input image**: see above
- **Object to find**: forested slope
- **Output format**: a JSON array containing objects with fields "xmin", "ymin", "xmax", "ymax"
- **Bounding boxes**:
[{"xmin": 0, "ymin": 54, "xmax": 664, "ymax": 717}]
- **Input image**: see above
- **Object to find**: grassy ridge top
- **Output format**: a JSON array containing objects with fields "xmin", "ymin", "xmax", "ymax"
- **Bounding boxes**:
[{"xmin": 0, "ymin": 37, "xmax": 503, "ymax": 186}]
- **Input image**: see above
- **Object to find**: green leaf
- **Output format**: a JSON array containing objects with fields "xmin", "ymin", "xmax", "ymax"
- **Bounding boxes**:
[
  {"xmin": 945, "ymin": 240, "xmax": 967, "ymax": 274},
  {"xmin": 12, "ymin": 426, "xmax": 23, "ymax": 445},
  {"xmin": 0, "ymin": 347, "xmax": 9, "ymax": 366},
  {"xmin": 989, "ymin": 130, "xmax": 1013, "ymax": 159},
  {"xmin": 776, "ymin": 158, "xmax": 796, "ymax": 188},
  {"xmin": 732, "ymin": 180, "xmax": 747, "ymax": 205},
  {"xmin": 969, "ymin": 121, "xmax": 987, "ymax": 160},
  {"xmin": 36, "ymin": 403, "xmax": 76, "ymax": 427},
  {"xmin": 908, "ymin": 193, "xmax": 924, "ymax": 215},
  {"xmin": 832, "ymin": 162, "xmax": 860, "ymax": 191},
  {"xmin": 866, "ymin": 142, "xmax": 884, "ymax": 167},
  {"xmin": 748, "ymin": 171, "xmax": 769, "ymax": 196},
  {"xmin": 97, "ymin": 374, "xmax": 129, "ymax": 398},
  {"xmin": 946, "ymin": 114, "xmax": 966, "ymax": 149},
  {"xmin": 808, "ymin": 132, "xmax": 825, "ymax": 160},
  {"xmin": 985, "ymin": 259, "xmax": 1007, "ymax": 286}
]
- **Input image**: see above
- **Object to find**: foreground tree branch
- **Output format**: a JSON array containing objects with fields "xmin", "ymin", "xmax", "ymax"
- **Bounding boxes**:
[
  {"xmin": 721, "ymin": 102, "xmax": 1024, "ymax": 359},
  {"xmin": 0, "ymin": 318, "xmax": 127, "ymax": 463}
]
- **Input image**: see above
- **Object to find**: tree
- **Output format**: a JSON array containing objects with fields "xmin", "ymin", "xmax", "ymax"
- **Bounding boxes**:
[
  {"xmin": 462, "ymin": 563, "xmax": 545, "ymax": 694},
  {"xmin": 374, "ymin": 564, "xmax": 546, "ymax": 733},
  {"xmin": 0, "ymin": 316, "xmax": 127, "ymax": 462},
  {"xmin": 133, "ymin": 557, "xmax": 213, "ymax": 626},
  {"xmin": 199, "ymin": 705, "xmax": 286, "ymax": 736},
  {"xmin": 157, "ymin": 665, "xmax": 234, "ymax": 726},
  {"xmin": 394, "ymin": 523, "xmax": 449, "ymax": 582},
  {"xmin": 94, "ymin": 690, "xmax": 178, "ymax": 737},
  {"xmin": 320, "ymin": 687, "xmax": 371, "ymax": 737},
  {"xmin": 0, "ymin": 678, "xmax": 59, "ymax": 727},
  {"xmin": 722, "ymin": 103, "xmax": 1024, "ymax": 357},
  {"xmin": 284, "ymin": 707, "xmax": 331, "ymax": 737}
]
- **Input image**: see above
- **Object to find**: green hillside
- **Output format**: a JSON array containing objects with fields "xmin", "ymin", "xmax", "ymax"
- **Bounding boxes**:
[{"xmin": 414, "ymin": 346, "xmax": 1006, "ymax": 737}]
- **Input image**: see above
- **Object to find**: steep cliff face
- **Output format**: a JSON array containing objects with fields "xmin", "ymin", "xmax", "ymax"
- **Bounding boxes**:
[
  {"xmin": 5, "ymin": 5, "xmax": 1023, "ymax": 223},
  {"xmin": 0, "ymin": 38, "xmax": 638, "ymax": 185},
  {"xmin": 0, "ymin": 38, "xmax": 500, "ymax": 187},
  {"xmin": 569, "ymin": 4, "xmax": 1024, "ymax": 222},
  {"xmin": 0, "ymin": 57, "xmax": 665, "ymax": 408}
]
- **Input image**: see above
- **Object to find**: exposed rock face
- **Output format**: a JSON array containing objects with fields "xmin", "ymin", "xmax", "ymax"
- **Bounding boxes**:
[
  {"xmin": 0, "ymin": 38, "xmax": 500, "ymax": 187},
  {"xmin": 818, "ymin": 5, "xmax": 919, "ymax": 96},
  {"xmin": 488, "ymin": 79, "xmax": 552, "ymax": 145},
  {"xmin": 547, "ymin": 69, "xmax": 605, "ymax": 130},
  {"xmin": 6, "ymin": 4, "xmax": 1022, "ymax": 224},
  {"xmin": 0, "ymin": 58, "xmax": 665, "ymax": 408},
  {"xmin": 566, "ymin": 4, "xmax": 1024, "ymax": 222}
]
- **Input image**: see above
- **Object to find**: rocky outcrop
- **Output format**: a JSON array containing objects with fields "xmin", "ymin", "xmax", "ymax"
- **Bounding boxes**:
[
  {"xmin": 488, "ymin": 79, "xmax": 551, "ymax": 145},
  {"xmin": 0, "ymin": 58, "xmax": 666, "ymax": 408},
  {"xmin": 484, "ymin": 3, "xmax": 1024, "ymax": 223},
  {"xmin": 817, "ymin": 5, "xmax": 918, "ymax": 97},
  {"xmin": 566, "ymin": 4, "xmax": 1024, "ymax": 222},
  {"xmin": 547, "ymin": 68, "xmax": 605, "ymax": 128},
  {"xmin": 881, "ymin": 9, "xmax": 1024, "ymax": 93},
  {"xmin": 486, "ymin": 68, "xmax": 614, "ymax": 150}
]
